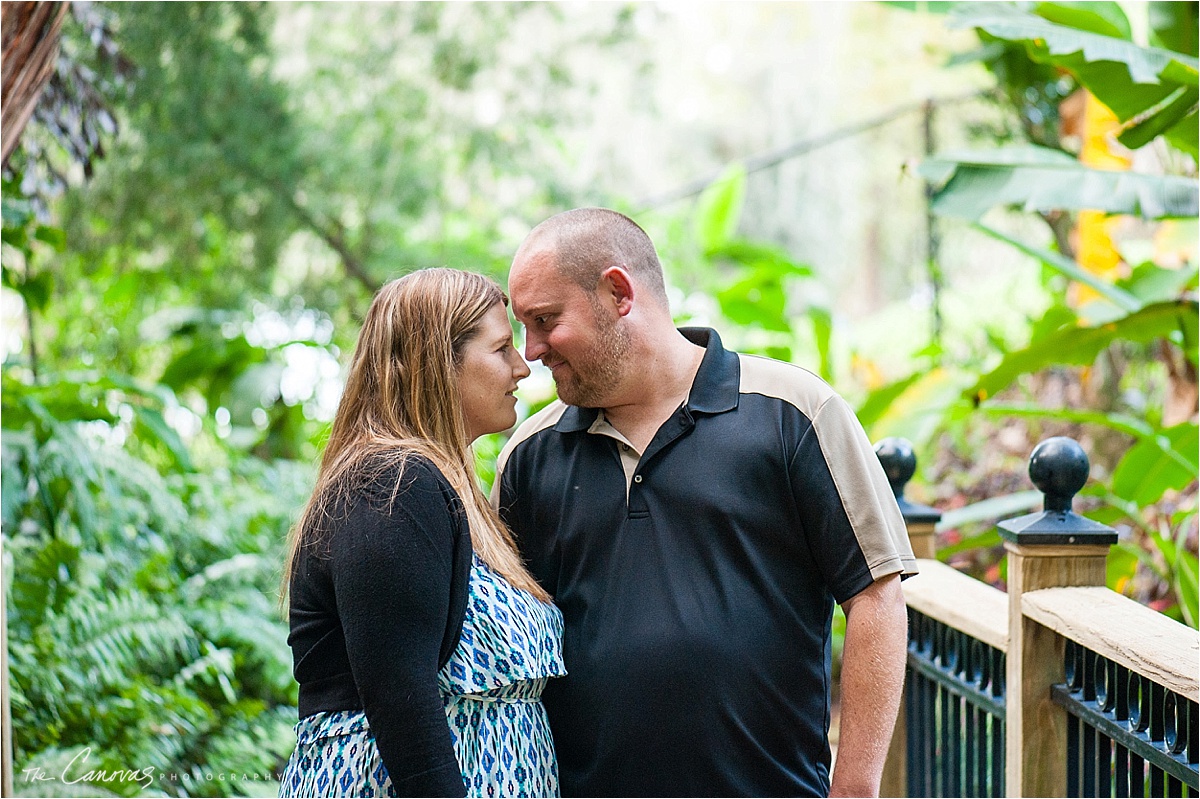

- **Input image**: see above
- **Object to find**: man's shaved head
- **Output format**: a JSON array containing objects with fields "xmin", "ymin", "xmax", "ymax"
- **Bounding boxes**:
[{"xmin": 514, "ymin": 208, "xmax": 669, "ymax": 307}]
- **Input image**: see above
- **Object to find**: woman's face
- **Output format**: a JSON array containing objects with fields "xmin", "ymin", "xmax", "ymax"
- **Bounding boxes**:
[{"xmin": 457, "ymin": 302, "xmax": 531, "ymax": 441}]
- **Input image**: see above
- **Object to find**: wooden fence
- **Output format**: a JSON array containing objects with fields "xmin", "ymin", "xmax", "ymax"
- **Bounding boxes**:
[{"xmin": 877, "ymin": 436, "xmax": 1199, "ymax": 798}]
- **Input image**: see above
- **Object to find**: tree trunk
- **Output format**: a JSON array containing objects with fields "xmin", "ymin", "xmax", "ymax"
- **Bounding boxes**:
[
  {"xmin": 1, "ymin": 6, "xmax": 69, "ymax": 793},
  {"xmin": 2, "ymin": 1, "xmax": 69, "ymax": 167}
]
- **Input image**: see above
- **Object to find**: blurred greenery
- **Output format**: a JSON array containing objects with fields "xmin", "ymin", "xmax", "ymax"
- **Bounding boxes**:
[{"xmin": 2, "ymin": 1, "xmax": 1196, "ymax": 794}]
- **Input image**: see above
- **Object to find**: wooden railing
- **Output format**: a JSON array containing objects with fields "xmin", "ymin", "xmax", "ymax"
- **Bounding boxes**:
[{"xmin": 876, "ymin": 436, "xmax": 1200, "ymax": 798}]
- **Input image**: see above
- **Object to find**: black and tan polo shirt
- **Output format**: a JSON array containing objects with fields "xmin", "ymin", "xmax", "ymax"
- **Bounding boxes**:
[{"xmin": 494, "ymin": 326, "xmax": 916, "ymax": 797}]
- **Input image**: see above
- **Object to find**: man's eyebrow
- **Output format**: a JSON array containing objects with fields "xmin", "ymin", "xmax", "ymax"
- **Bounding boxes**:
[{"xmin": 516, "ymin": 303, "xmax": 556, "ymax": 318}]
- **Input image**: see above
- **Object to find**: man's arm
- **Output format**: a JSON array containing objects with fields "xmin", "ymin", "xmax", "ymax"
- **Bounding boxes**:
[{"xmin": 830, "ymin": 572, "xmax": 908, "ymax": 798}]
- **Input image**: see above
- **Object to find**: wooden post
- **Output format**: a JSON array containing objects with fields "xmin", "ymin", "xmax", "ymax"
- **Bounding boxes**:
[
  {"xmin": 875, "ymin": 437, "xmax": 941, "ymax": 798},
  {"xmin": 2, "ymin": 554, "xmax": 12, "ymax": 798},
  {"xmin": 1000, "ymin": 437, "xmax": 1116, "ymax": 798}
]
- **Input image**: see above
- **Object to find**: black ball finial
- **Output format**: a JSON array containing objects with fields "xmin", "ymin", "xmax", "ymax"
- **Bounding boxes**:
[
  {"xmin": 1029, "ymin": 436, "xmax": 1090, "ymax": 513},
  {"xmin": 875, "ymin": 437, "xmax": 916, "ymax": 499}
]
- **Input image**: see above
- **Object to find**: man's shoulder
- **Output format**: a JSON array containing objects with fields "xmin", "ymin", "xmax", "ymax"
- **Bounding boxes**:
[
  {"xmin": 509, "ymin": 400, "xmax": 570, "ymax": 447},
  {"xmin": 735, "ymin": 351, "xmax": 839, "ymax": 418},
  {"xmin": 495, "ymin": 400, "xmax": 570, "ymax": 482}
]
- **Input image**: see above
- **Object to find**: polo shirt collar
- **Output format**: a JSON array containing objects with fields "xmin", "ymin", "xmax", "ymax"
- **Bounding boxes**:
[
  {"xmin": 553, "ymin": 326, "xmax": 738, "ymax": 432},
  {"xmin": 679, "ymin": 327, "xmax": 739, "ymax": 415}
]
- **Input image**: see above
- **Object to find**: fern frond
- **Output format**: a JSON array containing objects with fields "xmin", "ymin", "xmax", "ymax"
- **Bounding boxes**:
[
  {"xmin": 50, "ymin": 591, "xmax": 195, "ymax": 686},
  {"xmin": 7, "ymin": 536, "xmax": 82, "ymax": 622},
  {"xmin": 186, "ymin": 601, "xmax": 294, "ymax": 701}
]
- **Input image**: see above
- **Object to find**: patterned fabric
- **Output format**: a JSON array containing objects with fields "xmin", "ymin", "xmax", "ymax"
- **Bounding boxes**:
[
  {"xmin": 279, "ymin": 710, "xmax": 396, "ymax": 798},
  {"xmin": 440, "ymin": 555, "xmax": 566, "ymax": 797},
  {"xmin": 279, "ymin": 556, "xmax": 565, "ymax": 798}
]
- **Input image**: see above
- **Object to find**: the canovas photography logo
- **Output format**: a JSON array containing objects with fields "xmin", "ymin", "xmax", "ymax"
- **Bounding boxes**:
[
  {"xmin": 21, "ymin": 747, "xmax": 156, "ymax": 790},
  {"xmin": 20, "ymin": 746, "xmax": 281, "ymax": 790}
]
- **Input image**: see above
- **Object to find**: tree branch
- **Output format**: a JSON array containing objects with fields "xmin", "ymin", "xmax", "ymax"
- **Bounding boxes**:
[{"xmin": 284, "ymin": 196, "xmax": 381, "ymax": 293}]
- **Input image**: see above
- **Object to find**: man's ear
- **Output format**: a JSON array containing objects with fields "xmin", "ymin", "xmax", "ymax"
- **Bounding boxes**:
[{"xmin": 599, "ymin": 266, "xmax": 635, "ymax": 317}]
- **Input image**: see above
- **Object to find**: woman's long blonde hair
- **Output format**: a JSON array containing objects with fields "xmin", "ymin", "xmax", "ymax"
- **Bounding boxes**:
[{"xmin": 281, "ymin": 268, "xmax": 550, "ymax": 607}]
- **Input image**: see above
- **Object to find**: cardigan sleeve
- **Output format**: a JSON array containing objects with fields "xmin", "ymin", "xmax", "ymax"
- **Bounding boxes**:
[{"xmin": 328, "ymin": 458, "xmax": 468, "ymax": 797}]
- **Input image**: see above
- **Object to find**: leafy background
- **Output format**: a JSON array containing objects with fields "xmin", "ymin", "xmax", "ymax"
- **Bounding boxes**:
[{"xmin": 2, "ymin": 1, "xmax": 1196, "ymax": 795}]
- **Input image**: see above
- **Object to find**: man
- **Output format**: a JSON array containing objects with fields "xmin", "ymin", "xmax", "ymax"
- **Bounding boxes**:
[{"xmin": 494, "ymin": 207, "xmax": 916, "ymax": 797}]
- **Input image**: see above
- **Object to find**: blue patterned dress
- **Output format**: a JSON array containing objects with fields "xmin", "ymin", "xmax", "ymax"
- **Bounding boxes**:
[{"xmin": 279, "ymin": 556, "xmax": 565, "ymax": 798}]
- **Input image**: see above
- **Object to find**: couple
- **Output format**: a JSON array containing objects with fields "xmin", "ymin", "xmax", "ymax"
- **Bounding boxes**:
[{"xmin": 278, "ymin": 208, "xmax": 918, "ymax": 798}]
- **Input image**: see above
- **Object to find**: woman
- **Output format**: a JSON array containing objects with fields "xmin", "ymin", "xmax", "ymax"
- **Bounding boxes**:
[{"xmin": 279, "ymin": 268, "xmax": 564, "ymax": 798}]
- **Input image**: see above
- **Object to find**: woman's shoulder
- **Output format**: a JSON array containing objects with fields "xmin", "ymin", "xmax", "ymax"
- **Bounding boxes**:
[
  {"xmin": 350, "ymin": 450, "xmax": 460, "ymax": 508},
  {"xmin": 354, "ymin": 448, "xmax": 436, "ymax": 478}
]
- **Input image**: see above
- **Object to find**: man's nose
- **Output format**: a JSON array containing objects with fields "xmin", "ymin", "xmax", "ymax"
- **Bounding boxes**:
[{"xmin": 523, "ymin": 330, "xmax": 547, "ymax": 362}]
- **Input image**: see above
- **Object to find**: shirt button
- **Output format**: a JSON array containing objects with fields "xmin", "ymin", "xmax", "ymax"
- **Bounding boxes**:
[{"xmin": 633, "ymin": 474, "xmax": 643, "ymax": 483}]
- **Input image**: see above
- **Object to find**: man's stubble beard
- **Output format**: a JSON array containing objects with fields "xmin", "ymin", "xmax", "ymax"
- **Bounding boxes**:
[{"xmin": 554, "ymin": 303, "xmax": 630, "ymax": 409}]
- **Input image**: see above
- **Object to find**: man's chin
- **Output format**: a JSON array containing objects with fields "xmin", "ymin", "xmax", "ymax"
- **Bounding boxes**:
[{"xmin": 555, "ymin": 381, "xmax": 601, "ymax": 408}]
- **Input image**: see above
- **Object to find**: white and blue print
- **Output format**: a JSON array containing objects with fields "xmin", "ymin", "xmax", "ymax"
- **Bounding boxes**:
[{"xmin": 278, "ymin": 555, "xmax": 565, "ymax": 798}]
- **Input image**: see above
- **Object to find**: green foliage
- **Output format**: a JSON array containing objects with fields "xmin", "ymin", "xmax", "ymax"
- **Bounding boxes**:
[
  {"xmin": 966, "ymin": 300, "xmax": 1198, "ymax": 402},
  {"xmin": 1111, "ymin": 423, "xmax": 1199, "ymax": 506},
  {"xmin": 949, "ymin": 2, "xmax": 1200, "ymax": 156},
  {"xmin": 909, "ymin": 0, "xmax": 1200, "ymax": 626},
  {"xmin": 3, "ymin": 5, "xmax": 1197, "ymax": 793},
  {"xmin": 921, "ymin": 145, "xmax": 1200, "ymax": 220},
  {"xmin": 4, "ymin": 372, "xmax": 309, "ymax": 796},
  {"xmin": 689, "ymin": 165, "xmax": 828, "ymax": 371},
  {"xmin": 973, "ymin": 223, "xmax": 1144, "ymax": 313},
  {"xmin": 1, "ymin": 174, "xmax": 65, "ymax": 356},
  {"xmin": 1148, "ymin": 1, "xmax": 1199, "ymax": 56},
  {"xmin": 694, "ymin": 163, "xmax": 747, "ymax": 253},
  {"xmin": 4, "ymin": 5, "xmax": 640, "ymax": 792}
]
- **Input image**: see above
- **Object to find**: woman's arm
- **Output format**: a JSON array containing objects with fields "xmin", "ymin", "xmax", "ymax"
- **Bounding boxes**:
[{"xmin": 330, "ymin": 460, "xmax": 467, "ymax": 797}]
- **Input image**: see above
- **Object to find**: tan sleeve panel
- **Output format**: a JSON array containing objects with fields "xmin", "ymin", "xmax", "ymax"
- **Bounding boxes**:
[
  {"xmin": 738, "ymin": 354, "xmax": 918, "ymax": 581},
  {"xmin": 490, "ymin": 400, "xmax": 569, "ymax": 508}
]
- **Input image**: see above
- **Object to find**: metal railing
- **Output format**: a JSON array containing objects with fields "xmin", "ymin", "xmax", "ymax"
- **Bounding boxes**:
[
  {"xmin": 907, "ymin": 609, "xmax": 1007, "ymax": 797},
  {"xmin": 877, "ymin": 436, "xmax": 1200, "ymax": 798},
  {"xmin": 1056, "ymin": 636, "xmax": 1198, "ymax": 797}
]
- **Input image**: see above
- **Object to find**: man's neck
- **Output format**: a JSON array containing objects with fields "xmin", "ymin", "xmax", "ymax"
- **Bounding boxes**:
[{"xmin": 601, "ymin": 329, "xmax": 705, "ymax": 453}]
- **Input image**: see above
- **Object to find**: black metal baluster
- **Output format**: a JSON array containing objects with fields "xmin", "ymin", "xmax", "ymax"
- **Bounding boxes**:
[
  {"xmin": 950, "ymin": 630, "xmax": 963, "ymax": 796},
  {"xmin": 924, "ymin": 653, "xmax": 936, "ymax": 797},
  {"xmin": 1066, "ymin": 641, "xmax": 1082, "ymax": 796},
  {"xmin": 965, "ymin": 700, "xmax": 977, "ymax": 797},
  {"xmin": 1068, "ymin": 712, "xmax": 1081, "ymax": 796},
  {"xmin": 993, "ymin": 645, "xmax": 1006, "ymax": 798},
  {"xmin": 1189, "ymin": 700, "xmax": 1198, "ymax": 772},
  {"xmin": 1130, "ymin": 670, "xmax": 1149, "ymax": 796},
  {"xmin": 1115, "ymin": 662, "xmax": 1131, "ymax": 799},
  {"xmin": 1098, "ymin": 657, "xmax": 1116, "ymax": 797},
  {"xmin": 1083, "ymin": 648, "xmax": 1099, "ymax": 797},
  {"xmin": 1152, "ymin": 681, "xmax": 1167, "ymax": 797},
  {"xmin": 972, "ymin": 639, "xmax": 987, "ymax": 798},
  {"xmin": 939, "ymin": 685, "xmax": 950, "ymax": 795}
]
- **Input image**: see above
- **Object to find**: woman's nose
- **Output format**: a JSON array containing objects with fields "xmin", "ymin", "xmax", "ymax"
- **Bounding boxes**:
[{"xmin": 513, "ymin": 351, "xmax": 532, "ymax": 380}]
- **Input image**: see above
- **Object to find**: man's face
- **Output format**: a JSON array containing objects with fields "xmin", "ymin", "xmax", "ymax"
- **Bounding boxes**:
[{"xmin": 509, "ymin": 251, "xmax": 629, "ymax": 408}]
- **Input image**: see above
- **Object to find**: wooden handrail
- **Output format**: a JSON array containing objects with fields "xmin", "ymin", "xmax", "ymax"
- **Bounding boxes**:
[
  {"xmin": 1022, "ymin": 586, "xmax": 1200, "ymax": 703},
  {"xmin": 901, "ymin": 558, "xmax": 1009, "ymax": 652},
  {"xmin": 880, "ymin": 436, "xmax": 1197, "ymax": 797}
]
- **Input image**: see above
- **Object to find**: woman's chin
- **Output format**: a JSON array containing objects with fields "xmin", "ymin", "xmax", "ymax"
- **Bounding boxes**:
[{"xmin": 482, "ymin": 412, "xmax": 518, "ymax": 439}]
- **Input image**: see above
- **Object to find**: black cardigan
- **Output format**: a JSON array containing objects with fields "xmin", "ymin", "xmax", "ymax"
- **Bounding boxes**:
[{"xmin": 287, "ymin": 455, "xmax": 472, "ymax": 796}]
